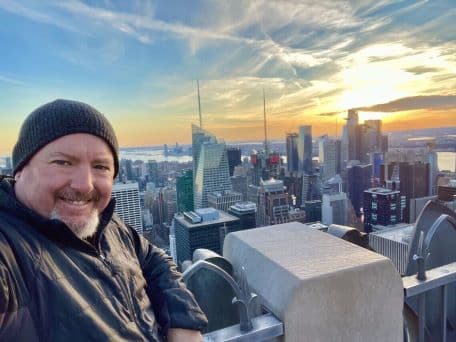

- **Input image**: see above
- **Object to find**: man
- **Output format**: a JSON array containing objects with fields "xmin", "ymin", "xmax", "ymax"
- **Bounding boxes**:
[{"xmin": 0, "ymin": 99, "xmax": 207, "ymax": 341}]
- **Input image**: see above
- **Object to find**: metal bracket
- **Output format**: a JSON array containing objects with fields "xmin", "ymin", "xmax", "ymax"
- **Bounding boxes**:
[{"xmin": 183, "ymin": 260, "xmax": 258, "ymax": 332}]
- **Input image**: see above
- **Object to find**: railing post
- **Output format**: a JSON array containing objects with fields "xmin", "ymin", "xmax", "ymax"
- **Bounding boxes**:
[
  {"xmin": 441, "ymin": 285, "xmax": 447, "ymax": 342},
  {"xmin": 418, "ymin": 293, "xmax": 425, "ymax": 342}
]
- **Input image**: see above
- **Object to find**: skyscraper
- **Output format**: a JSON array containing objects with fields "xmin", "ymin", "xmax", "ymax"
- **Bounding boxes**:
[
  {"xmin": 112, "ymin": 182, "xmax": 143, "ymax": 234},
  {"xmin": 347, "ymin": 163, "xmax": 372, "ymax": 217},
  {"xmin": 207, "ymin": 190, "xmax": 243, "ymax": 212},
  {"xmin": 257, "ymin": 178, "xmax": 290, "ymax": 226},
  {"xmin": 228, "ymin": 202, "xmax": 257, "ymax": 230},
  {"xmin": 363, "ymin": 187, "xmax": 403, "ymax": 233},
  {"xmin": 192, "ymin": 124, "xmax": 231, "ymax": 209},
  {"xmin": 385, "ymin": 161, "xmax": 430, "ymax": 223},
  {"xmin": 344, "ymin": 109, "xmax": 359, "ymax": 162},
  {"xmin": 286, "ymin": 132, "xmax": 299, "ymax": 172},
  {"xmin": 298, "ymin": 125, "xmax": 313, "ymax": 174},
  {"xmin": 176, "ymin": 169, "xmax": 194, "ymax": 212},
  {"xmin": 226, "ymin": 147, "xmax": 242, "ymax": 176},
  {"xmin": 318, "ymin": 135, "xmax": 337, "ymax": 181},
  {"xmin": 174, "ymin": 208, "xmax": 240, "ymax": 265}
]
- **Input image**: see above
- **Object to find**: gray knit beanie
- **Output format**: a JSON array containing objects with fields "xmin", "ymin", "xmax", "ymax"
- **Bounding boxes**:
[{"xmin": 12, "ymin": 99, "xmax": 119, "ymax": 177}]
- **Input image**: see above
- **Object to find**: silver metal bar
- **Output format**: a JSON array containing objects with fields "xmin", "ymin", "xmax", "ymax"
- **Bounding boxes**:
[
  {"xmin": 442, "ymin": 285, "xmax": 447, "ymax": 342},
  {"xmin": 203, "ymin": 312, "xmax": 283, "ymax": 342},
  {"xmin": 418, "ymin": 293, "xmax": 425, "ymax": 342},
  {"xmin": 403, "ymin": 261, "xmax": 456, "ymax": 298}
]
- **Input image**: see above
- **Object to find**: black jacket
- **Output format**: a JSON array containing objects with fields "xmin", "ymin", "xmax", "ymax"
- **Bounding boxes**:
[{"xmin": 0, "ymin": 177, "xmax": 207, "ymax": 341}]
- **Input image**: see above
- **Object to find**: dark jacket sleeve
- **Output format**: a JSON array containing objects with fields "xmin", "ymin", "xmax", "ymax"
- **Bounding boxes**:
[
  {"xmin": 0, "ymin": 232, "xmax": 38, "ymax": 341},
  {"xmin": 130, "ymin": 228, "xmax": 207, "ymax": 334}
]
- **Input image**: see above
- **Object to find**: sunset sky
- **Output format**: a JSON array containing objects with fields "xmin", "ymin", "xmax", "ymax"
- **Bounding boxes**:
[{"xmin": 0, "ymin": 0, "xmax": 455, "ymax": 154}]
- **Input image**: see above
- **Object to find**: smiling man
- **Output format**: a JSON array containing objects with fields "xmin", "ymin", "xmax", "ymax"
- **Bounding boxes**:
[{"xmin": 0, "ymin": 99, "xmax": 207, "ymax": 341}]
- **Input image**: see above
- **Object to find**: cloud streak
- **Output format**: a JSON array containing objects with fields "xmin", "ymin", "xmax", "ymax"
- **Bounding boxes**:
[{"xmin": 356, "ymin": 95, "xmax": 456, "ymax": 112}]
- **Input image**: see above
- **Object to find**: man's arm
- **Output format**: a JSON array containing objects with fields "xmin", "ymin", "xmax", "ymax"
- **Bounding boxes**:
[
  {"xmin": 130, "ymin": 227, "xmax": 207, "ymax": 337},
  {"xmin": 0, "ymin": 232, "xmax": 37, "ymax": 340},
  {"xmin": 167, "ymin": 328, "xmax": 203, "ymax": 342}
]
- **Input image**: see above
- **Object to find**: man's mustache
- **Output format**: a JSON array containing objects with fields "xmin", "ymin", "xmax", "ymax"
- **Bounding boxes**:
[{"xmin": 57, "ymin": 188, "xmax": 101, "ymax": 202}]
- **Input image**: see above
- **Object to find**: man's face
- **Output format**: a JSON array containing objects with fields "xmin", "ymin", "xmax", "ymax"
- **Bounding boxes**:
[{"xmin": 14, "ymin": 133, "xmax": 115, "ymax": 239}]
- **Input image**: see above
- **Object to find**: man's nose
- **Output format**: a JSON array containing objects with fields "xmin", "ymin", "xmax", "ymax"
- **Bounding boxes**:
[{"xmin": 70, "ymin": 165, "xmax": 95, "ymax": 194}]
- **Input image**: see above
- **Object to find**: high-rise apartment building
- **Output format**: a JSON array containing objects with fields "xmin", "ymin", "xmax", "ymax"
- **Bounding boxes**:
[
  {"xmin": 385, "ymin": 161, "xmax": 430, "ymax": 223},
  {"xmin": 304, "ymin": 200, "xmax": 322, "ymax": 223},
  {"xmin": 176, "ymin": 169, "xmax": 194, "ymax": 212},
  {"xmin": 228, "ymin": 202, "xmax": 257, "ymax": 230},
  {"xmin": 226, "ymin": 147, "xmax": 242, "ymax": 176},
  {"xmin": 192, "ymin": 124, "xmax": 231, "ymax": 209},
  {"xmin": 257, "ymin": 179, "xmax": 290, "ymax": 226},
  {"xmin": 318, "ymin": 135, "xmax": 337, "ymax": 181},
  {"xmin": 112, "ymin": 182, "xmax": 143, "ymax": 234},
  {"xmin": 286, "ymin": 132, "xmax": 299, "ymax": 172},
  {"xmin": 322, "ymin": 192, "xmax": 349, "ymax": 226},
  {"xmin": 174, "ymin": 208, "xmax": 240, "ymax": 265},
  {"xmin": 207, "ymin": 190, "xmax": 243, "ymax": 212},
  {"xmin": 298, "ymin": 125, "xmax": 313, "ymax": 174},
  {"xmin": 345, "ymin": 109, "xmax": 359, "ymax": 162},
  {"xmin": 230, "ymin": 175, "xmax": 248, "ymax": 201},
  {"xmin": 347, "ymin": 163, "xmax": 372, "ymax": 217},
  {"xmin": 363, "ymin": 187, "xmax": 403, "ymax": 233}
]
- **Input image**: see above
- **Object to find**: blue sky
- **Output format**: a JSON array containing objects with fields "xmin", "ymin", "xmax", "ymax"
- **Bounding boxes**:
[{"xmin": 0, "ymin": 0, "xmax": 455, "ymax": 153}]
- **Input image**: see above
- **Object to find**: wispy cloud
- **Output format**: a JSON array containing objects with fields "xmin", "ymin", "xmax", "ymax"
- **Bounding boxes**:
[
  {"xmin": 405, "ymin": 66, "xmax": 441, "ymax": 75},
  {"xmin": 0, "ymin": 0, "xmax": 82, "ymax": 33},
  {"xmin": 356, "ymin": 95, "xmax": 456, "ymax": 112},
  {"xmin": 0, "ymin": 74, "xmax": 27, "ymax": 86}
]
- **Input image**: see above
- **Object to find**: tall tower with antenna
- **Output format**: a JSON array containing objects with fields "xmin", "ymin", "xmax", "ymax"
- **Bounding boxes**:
[
  {"xmin": 263, "ymin": 88, "xmax": 269, "ymax": 156},
  {"xmin": 197, "ymin": 80, "xmax": 203, "ymax": 128}
]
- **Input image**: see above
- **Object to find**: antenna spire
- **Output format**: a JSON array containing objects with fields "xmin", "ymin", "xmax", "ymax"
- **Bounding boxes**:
[
  {"xmin": 336, "ymin": 116, "xmax": 338, "ymax": 138},
  {"xmin": 263, "ymin": 88, "xmax": 269, "ymax": 155},
  {"xmin": 197, "ymin": 80, "xmax": 202, "ymax": 128}
]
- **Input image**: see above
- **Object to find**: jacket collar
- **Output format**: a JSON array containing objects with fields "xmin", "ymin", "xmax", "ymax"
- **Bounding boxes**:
[{"xmin": 0, "ymin": 176, "xmax": 116, "ymax": 254}]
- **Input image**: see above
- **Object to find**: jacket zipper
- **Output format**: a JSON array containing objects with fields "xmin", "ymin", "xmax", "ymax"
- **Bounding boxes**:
[{"xmin": 97, "ymin": 253, "xmax": 143, "ymax": 332}]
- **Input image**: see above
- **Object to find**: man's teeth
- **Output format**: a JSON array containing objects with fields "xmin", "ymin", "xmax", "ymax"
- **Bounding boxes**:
[{"xmin": 61, "ymin": 198, "xmax": 90, "ymax": 205}]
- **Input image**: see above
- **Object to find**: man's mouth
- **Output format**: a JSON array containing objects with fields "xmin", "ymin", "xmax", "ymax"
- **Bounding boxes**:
[{"xmin": 59, "ymin": 197, "xmax": 91, "ymax": 206}]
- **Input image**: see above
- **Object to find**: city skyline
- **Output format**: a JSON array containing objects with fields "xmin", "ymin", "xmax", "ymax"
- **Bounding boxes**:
[{"xmin": 0, "ymin": 0, "xmax": 455, "ymax": 155}]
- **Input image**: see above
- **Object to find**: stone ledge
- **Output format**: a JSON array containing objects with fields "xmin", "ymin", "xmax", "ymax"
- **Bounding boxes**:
[{"xmin": 223, "ymin": 222, "xmax": 403, "ymax": 342}]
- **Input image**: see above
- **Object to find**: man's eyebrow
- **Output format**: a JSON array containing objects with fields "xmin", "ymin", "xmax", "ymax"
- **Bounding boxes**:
[
  {"xmin": 47, "ymin": 152, "xmax": 74, "ymax": 159},
  {"xmin": 93, "ymin": 158, "xmax": 114, "ymax": 165}
]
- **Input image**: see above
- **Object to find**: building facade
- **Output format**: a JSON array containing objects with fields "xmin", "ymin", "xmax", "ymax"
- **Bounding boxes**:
[
  {"xmin": 286, "ymin": 132, "xmax": 299, "ymax": 172},
  {"xmin": 257, "ymin": 179, "xmax": 290, "ymax": 226},
  {"xmin": 192, "ymin": 125, "xmax": 231, "ymax": 209},
  {"xmin": 176, "ymin": 169, "xmax": 193, "ymax": 212},
  {"xmin": 174, "ymin": 208, "xmax": 240, "ymax": 265},
  {"xmin": 112, "ymin": 182, "xmax": 143, "ymax": 234},
  {"xmin": 298, "ymin": 125, "xmax": 313, "ymax": 174},
  {"xmin": 363, "ymin": 187, "xmax": 403, "ymax": 233},
  {"xmin": 207, "ymin": 190, "xmax": 243, "ymax": 212}
]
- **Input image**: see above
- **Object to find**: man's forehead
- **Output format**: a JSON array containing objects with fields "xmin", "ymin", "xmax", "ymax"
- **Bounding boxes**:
[{"xmin": 40, "ymin": 134, "xmax": 115, "ymax": 160}]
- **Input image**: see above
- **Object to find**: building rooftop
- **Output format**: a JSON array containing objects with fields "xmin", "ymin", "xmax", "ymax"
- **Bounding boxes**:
[
  {"xmin": 370, "ymin": 223, "xmax": 415, "ymax": 244},
  {"xmin": 229, "ymin": 201, "xmax": 257, "ymax": 213},
  {"xmin": 365, "ymin": 187, "xmax": 400, "ymax": 195},
  {"xmin": 301, "ymin": 222, "xmax": 328, "ymax": 231},
  {"xmin": 175, "ymin": 209, "xmax": 239, "ymax": 228}
]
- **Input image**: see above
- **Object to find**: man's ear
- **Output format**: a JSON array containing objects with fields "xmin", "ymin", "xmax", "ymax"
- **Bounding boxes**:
[{"xmin": 14, "ymin": 171, "xmax": 22, "ymax": 181}]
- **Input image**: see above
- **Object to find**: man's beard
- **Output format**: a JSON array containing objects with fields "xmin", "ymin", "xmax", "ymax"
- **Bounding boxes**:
[
  {"xmin": 51, "ymin": 208, "xmax": 100, "ymax": 239},
  {"xmin": 51, "ymin": 188, "xmax": 101, "ymax": 239}
]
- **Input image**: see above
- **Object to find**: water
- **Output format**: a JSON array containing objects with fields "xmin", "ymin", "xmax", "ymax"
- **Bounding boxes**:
[
  {"xmin": 1, "ymin": 150, "xmax": 455, "ymax": 172},
  {"xmin": 119, "ymin": 149, "xmax": 192, "ymax": 163}
]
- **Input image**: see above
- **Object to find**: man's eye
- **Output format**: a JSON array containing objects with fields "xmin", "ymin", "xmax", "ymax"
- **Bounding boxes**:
[
  {"xmin": 52, "ymin": 160, "xmax": 71, "ymax": 166},
  {"xmin": 95, "ymin": 165, "xmax": 110, "ymax": 171}
]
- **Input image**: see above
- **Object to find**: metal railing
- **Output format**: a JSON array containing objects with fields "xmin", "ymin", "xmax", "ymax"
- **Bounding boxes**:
[
  {"xmin": 183, "ymin": 259, "xmax": 284, "ymax": 342},
  {"xmin": 403, "ymin": 261, "xmax": 456, "ymax": 342},
  {"xmin": 402, "ymin": 214, "xmax": 456, "ymax": 342},
  {"xmin": 203, "ymin": 312, "xmax": 283, "ymax": 342}
]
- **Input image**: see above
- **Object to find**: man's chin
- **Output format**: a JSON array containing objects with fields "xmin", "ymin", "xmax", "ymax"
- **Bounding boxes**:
[{"xmin": 51, "ymin": 210, "xmax": 100, "ymax": 240}]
